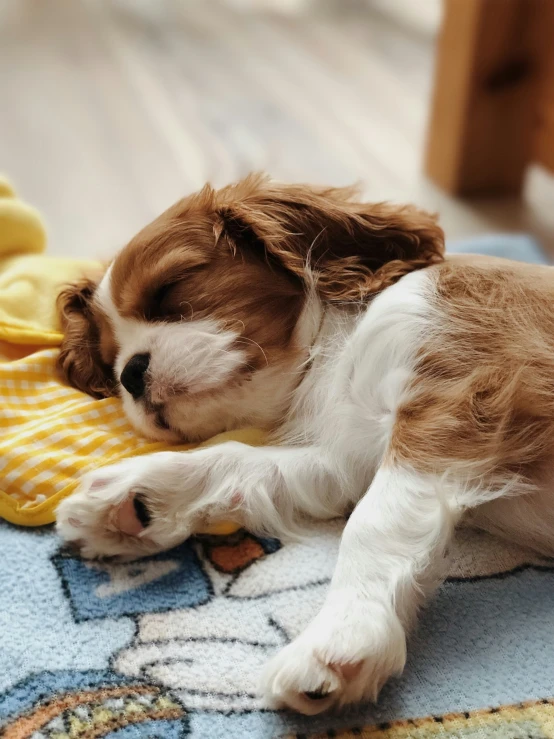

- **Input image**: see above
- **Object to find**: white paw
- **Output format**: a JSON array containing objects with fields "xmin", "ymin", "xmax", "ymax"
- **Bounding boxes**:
[
  {"xmin": 260, "ymin": 597, "xmax": 406, "ymax": 715},
  {"xmin": 56, "ymin": 452, "xmax": 204, "ymax": 559}
]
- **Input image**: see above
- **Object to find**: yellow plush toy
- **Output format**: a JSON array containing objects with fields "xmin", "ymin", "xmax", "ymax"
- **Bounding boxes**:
[{"xmin": 0, "ymin": 179, "xmax": 262, "ymax": 533}]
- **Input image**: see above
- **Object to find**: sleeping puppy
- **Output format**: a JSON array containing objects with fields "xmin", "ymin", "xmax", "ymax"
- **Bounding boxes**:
[{"xmin": 55, "ymin": 174, "xmax": 554, "ymax": 714}]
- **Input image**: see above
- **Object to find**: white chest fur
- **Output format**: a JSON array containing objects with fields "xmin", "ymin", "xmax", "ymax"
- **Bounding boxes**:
[{"xmin": 281, "ymin": 269, "xmax": 436, "ymax": 502}]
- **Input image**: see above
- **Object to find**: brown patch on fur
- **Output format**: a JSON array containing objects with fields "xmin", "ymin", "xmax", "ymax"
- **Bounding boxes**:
[
  {"xmin": 109, "ymin": 174, "xmax": 444, "ymax": 372},
  {"xmin": 212, "ymin": 174, "xmax": 445, "ymax": 303},
  {"xmin": 110, "ymin": 190, "xmax": 305, "ymax": 372},
  {"xmin": 391, "ymin": 259, "xmax": 554, "ymax": 485},
  {"xmin": 56, "ymin": 278, "xmax": 117, "ymax": 398}
]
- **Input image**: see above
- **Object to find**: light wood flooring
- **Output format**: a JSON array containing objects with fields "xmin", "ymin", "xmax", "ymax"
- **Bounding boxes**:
[{"xmin": 1, "ymin": 0, "xmax": 553, "ymax": 260}]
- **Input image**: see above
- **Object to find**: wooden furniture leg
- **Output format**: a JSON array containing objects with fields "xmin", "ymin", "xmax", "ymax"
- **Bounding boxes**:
[{"xmin": 425, "ymin": 0, "xmax": 550, "ymax": 196}]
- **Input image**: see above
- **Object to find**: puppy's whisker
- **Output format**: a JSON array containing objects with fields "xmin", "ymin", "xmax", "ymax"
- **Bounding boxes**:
[{"xmin": 233, "ymin": 336, "xmax": 269, "ymax": 367}]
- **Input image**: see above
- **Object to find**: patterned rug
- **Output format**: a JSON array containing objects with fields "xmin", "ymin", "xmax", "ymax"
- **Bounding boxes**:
[{"xmin": 2, "ymin": 235, "xmax": 553, "ymax": 739}]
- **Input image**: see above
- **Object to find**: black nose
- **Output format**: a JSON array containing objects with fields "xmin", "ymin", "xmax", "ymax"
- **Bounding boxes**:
[
  {"xmin": 120, "ymin": 353, "xmax": 150, "ymax": 399},
  {"xmin": 133, "ymin": 494, "xmax": 152, "ymax": 528}
]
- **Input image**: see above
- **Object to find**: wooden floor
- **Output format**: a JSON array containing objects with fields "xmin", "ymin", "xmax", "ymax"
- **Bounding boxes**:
[{"xmin": 1, "ymin": 0, "xmax": 553, "ymax": 259}]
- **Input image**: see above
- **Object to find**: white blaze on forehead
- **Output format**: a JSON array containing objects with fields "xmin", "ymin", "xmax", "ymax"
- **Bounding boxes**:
[{"xmin": 94, "ymin": 263, "xmax": 117, "ymax": 321}]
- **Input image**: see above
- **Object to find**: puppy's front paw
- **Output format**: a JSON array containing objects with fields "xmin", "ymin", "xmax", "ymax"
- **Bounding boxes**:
[
  {"xmin": 56, "ymin": 453, "xmax": 200, "ymax": 559},
  {"xmin": 260, "ymin": 598, "xmax": 406, "ymax": 715}
]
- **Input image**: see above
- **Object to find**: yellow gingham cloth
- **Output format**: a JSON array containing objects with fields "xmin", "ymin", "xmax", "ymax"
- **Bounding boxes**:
[{"xmin": 0, "ymin": 178, "xmax": 265, "ymax": 529}]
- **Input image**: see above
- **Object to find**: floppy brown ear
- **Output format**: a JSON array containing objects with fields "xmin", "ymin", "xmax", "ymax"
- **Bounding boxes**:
[
  {"xmin": 56, "ymin": 279, "xmax": 116, "ymax": 399},
  {"xmin": 215, "ymin": 174, "xmax": 445, "ymax": 302}
]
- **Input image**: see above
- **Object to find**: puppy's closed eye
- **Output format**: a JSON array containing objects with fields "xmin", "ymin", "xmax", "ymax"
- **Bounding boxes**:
[{"xmin": 145, "ymin": 282, "xmax": 192, "ymax": 322}]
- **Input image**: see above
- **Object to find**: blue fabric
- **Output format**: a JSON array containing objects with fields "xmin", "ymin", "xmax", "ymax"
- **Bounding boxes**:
[
  {"xmin": 53, "ymin": 540, "xmax": 212, "ymax": 621},
  {"xmin": 447, "ymin": 233, "xmax": 549, "ymax": 264}
]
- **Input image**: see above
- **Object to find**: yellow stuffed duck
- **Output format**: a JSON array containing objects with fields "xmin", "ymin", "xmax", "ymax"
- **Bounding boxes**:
[{"xmin": 0, "ymin": 178, "xmax": 260, "ymax": 532}]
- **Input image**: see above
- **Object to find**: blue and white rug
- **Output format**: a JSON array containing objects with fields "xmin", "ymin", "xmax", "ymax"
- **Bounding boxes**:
[{"xmin": 1, "ymin": 234, "xmax": 553, "ymax": 739}]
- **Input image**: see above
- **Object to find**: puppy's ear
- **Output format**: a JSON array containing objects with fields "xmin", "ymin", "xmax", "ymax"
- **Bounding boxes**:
[
  {"xmin": 215, "ymin": 174, "xmax": 445, "ymax": 302},
  {"xmin": 56, "ymin": 278, "xmax": 115, "ymax": 399}
]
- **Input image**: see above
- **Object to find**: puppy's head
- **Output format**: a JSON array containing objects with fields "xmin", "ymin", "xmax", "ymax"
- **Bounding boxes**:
[{"xmin": 57, "ymin": 174, "xmax": 444, "ymax": 441}]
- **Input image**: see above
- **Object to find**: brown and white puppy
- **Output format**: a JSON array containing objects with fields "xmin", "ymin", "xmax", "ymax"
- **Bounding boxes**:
[
  {"xmin": 55, "ymin": 174, "xmax": 554, "ymax": 714},
  {"xmin": 57, "ymin": 174, "xmax": 442, "ymax": 443}
]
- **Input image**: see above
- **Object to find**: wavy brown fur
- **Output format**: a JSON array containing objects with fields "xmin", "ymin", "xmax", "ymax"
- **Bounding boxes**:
[
  {"xmin": 214, "ymin": 174, "xmax": 445, "ymax": 303},
  {"xmin": 56, "ymin": 279, "xmax": 115, "ymax": 399},
  {"xmin": 392, "ymin": 257, "xmax": 554, "ymax": 489}
]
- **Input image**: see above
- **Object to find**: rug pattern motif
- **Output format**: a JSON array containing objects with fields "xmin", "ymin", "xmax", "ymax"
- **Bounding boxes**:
[{"xmin": 1, "ymin": 519, "xmax": 554, "ymax": 739}]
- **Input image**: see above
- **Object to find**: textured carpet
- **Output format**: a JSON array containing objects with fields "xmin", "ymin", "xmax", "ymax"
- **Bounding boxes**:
[{"xmin": 1, "ymin": 235, "xmax": 553, "ymax": 739}]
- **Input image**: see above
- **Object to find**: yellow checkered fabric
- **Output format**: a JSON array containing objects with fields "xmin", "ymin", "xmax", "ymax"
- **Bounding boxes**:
[{"xmin": 0, "ymin": 347, "xmax": 265, "ymax": 528}]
